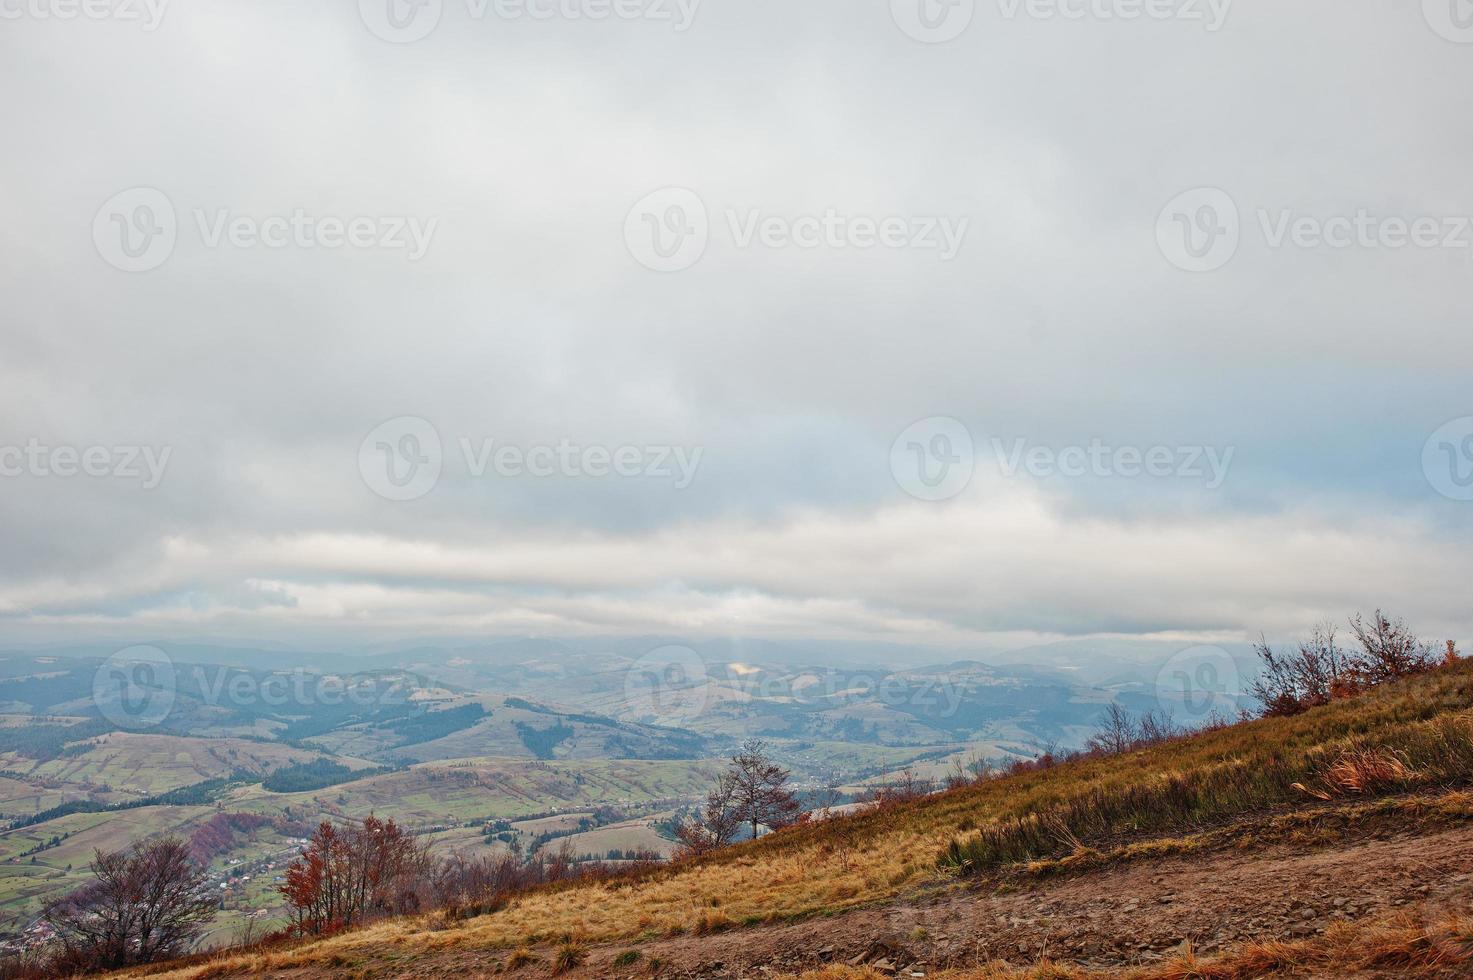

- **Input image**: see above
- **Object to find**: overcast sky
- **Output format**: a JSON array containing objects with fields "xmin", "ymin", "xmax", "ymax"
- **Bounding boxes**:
[{"xmin": 2, "ymin": 0, "xmax": 1472, "ymax": 654}]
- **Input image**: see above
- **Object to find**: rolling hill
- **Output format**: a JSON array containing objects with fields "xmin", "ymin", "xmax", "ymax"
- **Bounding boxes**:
[{"xmin": 120, "ymin": 658, "xmax": 1473, "ymax": 979}]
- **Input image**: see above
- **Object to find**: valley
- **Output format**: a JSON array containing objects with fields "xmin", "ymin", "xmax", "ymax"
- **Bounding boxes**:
[{"xmin": 0, "ymin": 638, "xmax": 1191, "ymax": 949}]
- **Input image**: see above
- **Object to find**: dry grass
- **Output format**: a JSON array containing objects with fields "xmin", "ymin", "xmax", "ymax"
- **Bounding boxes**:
[
  {"xmin": 116, "ymin": 661, "xmax": 1473, "ymax": 980},
  {"xmin": 1022, "ymin": 788, "xmax": 1473, "ymax": 877},
  {"xmin": 943, "ymin": 706, "xmax": 1473, "ymax": 871},
  {"xmin": 550, "ymin": 940, "xmax": 584, "ymax": 975},
  {"xmin": 1323, "ymin": 745, "xmax": 1414, "ymax": 794}
]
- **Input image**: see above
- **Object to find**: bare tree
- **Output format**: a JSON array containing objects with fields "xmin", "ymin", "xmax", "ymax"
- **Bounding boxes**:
[
  {"xmin": 1349, "ymin": 610, "xmax": 1435, "ymax": 683},
  {"xmin": 1250, "ymin": 624, "xmax": 1349, "ymax": 716},
  {"xmin": 728, "ymin": 739, "xmax": 800, "ymax": 841},
  {"xmin": 1248, "ymin": 635, "xmax": 1305, "ymax": 717},
  {"xmin": 965, "ymin": 751, "xmax": 995, "ymax": 784},
  {"xmin": 673, "ymin": 770, "xmax": 742, "ymax": 857},
  {"xmin": 1136, "ymin": 708, "xmax": 1179, "ymax": 745},
  {"xmin": 43, "ymin": 837, "xmax": 216, "ymax": 971},
  {"xmin": 812, "ymin": 768, "xmax": 844, "ymax": 818},
  {"xmin": 945, "ymin": 754, "xmax": 972, "ymax": 790},
  {"xmin": 867, "ymin": 768, "xmax": 935, "ymax": 806},
  {"xmin": 1085, "ymin": 703, "xmax": 1138, "ymax": 755},
  {"xmin": 1291, "ymin": 624, "xmax": 1348, "ymax": 704}
]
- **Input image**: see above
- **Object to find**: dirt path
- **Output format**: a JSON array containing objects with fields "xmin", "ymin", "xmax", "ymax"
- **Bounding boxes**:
[{"xmin": 257, "ymin": 819, "xmax": 1473, "ymax": 979}]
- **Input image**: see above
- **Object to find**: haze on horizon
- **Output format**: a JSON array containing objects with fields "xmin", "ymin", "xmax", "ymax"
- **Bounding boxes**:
[{"xmin": 2, "ymin": 1, "xmax": 1472, "ymax": 655}]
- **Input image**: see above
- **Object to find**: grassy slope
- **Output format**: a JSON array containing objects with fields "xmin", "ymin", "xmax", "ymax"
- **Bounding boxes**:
[{"xmin": 128, "ymin": 659, "xmax": 1473, "ymax": 979}]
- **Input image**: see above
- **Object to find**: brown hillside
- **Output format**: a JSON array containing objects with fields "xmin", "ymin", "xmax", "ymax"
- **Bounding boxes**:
[{"xmin": 114, "ymin": 661, "xmax": 1473, "ymax": 980}]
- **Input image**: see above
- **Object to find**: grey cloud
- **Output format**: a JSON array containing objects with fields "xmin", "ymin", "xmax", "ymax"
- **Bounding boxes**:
[{"xmin": 0, "ymin": 1, "xmax": 1470, "ymax": 649}]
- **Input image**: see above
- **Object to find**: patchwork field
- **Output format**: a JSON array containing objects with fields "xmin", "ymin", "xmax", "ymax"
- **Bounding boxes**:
[
  {"xmin": 534, "ymin": 816, "xmax": 677, "ymax": 860},
  {"xmin": 228, "ymin": 757, "xmax": 721, "ymax": 826},
  {"xmin": 0, "ymin": 738, "xmax": 722, "ymax": 942},
  {"xmin": 0, "ymin": 733, "xmax": 367, "ymax": 800},
  {"xmin": 0, "ymin": 805, "xmax": 214, "ymax": 933},
  {"xmin": 0, "ymin": 775, "xmax": 101, "ymax": 820},
  {"xmin": 421, "ymin": 826, "xmax": 514, "ymax": 861}
]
